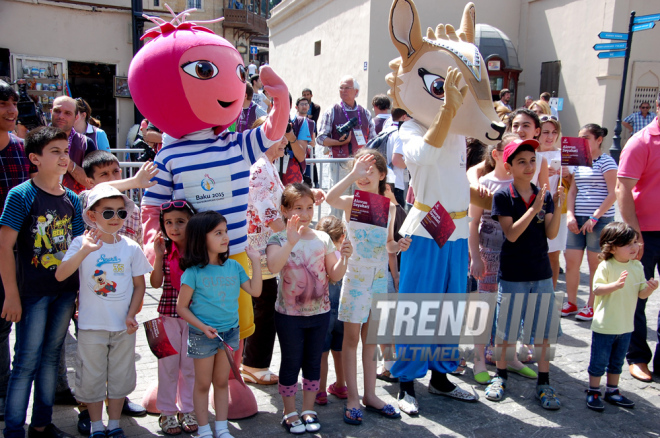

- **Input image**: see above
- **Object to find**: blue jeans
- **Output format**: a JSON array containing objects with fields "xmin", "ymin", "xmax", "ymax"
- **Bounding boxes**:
[
  {"xmin": 627, "ymin": 231, "xmax": 660, "ymax": 370},
  {"xmin": 495, "ymin": 278, "xmax": 561, "ymax": 344},
  {"xmin": 0, "ymin": 316, "xmax": 11, "ymax": 399},
  {"xmin": 4, "ymin": 292, "xmax": 76, "ymax": 438},
  {"xmin": 588, "ymin": 331, "xmax": 631, "ymax": 377}
]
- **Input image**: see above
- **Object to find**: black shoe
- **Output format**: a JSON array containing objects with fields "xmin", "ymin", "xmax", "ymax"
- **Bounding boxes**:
[
  {"xmin": 122, "ymin": 397, "xmax": 147, "ymax": 417},
  {"xmin": 53, "ymin": 388, "xmax": 78, "ymax": 405},
  {"xmin": 77, "ymin": 409, "xmax": 91, "ymax": 435},
  {"xmin": 585, "ymin": 390, "xmax": 604, "ymax": 411},
  {"xmin": 28, "ymin": 424, "xmax": 74, "ymax": 438},
  {"xmin": 604, "ymin": 389, "xmax": 635, "ymax": 408}
]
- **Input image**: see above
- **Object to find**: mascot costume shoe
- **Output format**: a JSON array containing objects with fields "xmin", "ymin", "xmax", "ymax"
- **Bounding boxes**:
[
  {"xmin": 128, "ymin": 6, "xmax": 289, "ymax": 420},
  {"xmin": 386, "ymin": 0, "xmax": 504, "ymax": 414}
]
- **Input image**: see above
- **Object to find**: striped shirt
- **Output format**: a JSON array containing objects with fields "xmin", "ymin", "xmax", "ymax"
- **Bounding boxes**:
[
  {"xmin": 0, "ymin": 180, "xmax": 84, "ymax": 296},
  {"xmin": 142, "ymin": 127, "xmax": 277, "ymax": 255},
  {"xmin": 574, "ymin": 154, "xmax": 618, "ymax": 217}
]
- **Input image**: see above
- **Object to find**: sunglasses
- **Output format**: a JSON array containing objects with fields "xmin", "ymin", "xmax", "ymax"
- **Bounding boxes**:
[
  {"xmin": 161, "ymin": 200, "xmax": 195, "ymax": 215},
  {"xmin": 95, "ymin": 209, "xmax": 128, "ymax": 220},
  {"xmin": 539, "ymin": 114, "xmax": 558, "ymax": 122}
]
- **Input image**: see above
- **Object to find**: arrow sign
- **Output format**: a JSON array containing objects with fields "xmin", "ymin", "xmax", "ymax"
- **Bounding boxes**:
[
  {"xmin": 598, "ymin": 31, "xmax": 628, "ymax": 40},
  {"xmin": 634, "ymin": 13, "xmax": 660, "ymax": 24},
  {"xmin": 632, "ymin": 22, "xmax": 656, "ymax": 32},
  {"xmin": 593, "ymin": 42, "xmax": 627, "ymax": 51},
  {"xmin": 598, "ymin": 51, "xmax": 626, "ymax": 59}
]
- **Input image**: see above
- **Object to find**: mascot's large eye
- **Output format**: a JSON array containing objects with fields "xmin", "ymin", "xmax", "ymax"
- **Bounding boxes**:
[
  {"xmin": 181, "ymin": 61, "xmax": 219, "ymax": 80},
  {"xmin": 418, "ymin": 68, "xmax": 445, "ymax": 100},
  {"xmin": 236, "ymin": 65, "xmax": 247, "ymax": 83}
]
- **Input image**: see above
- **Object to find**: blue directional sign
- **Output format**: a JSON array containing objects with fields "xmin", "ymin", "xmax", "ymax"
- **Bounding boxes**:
[
  {"xmin": 632, "ymin": 22, "xmax": 656, "ymax": 32},
  {"xmin": 593, "ymin": 42, "xmax": 627, "ymax": 51},
  {"xmin": 633, "ymin": 13, "xmax": 660, "ymax": 24},
  {"xmin": 598, "ymin": 51, "xmax": 626, "ymax": 59},
  {"xmin": 250, "ymin": 46, "xmax": 259, "ymax": 55},
  {"xmin": 598, "ymin": 31, "xmax": 628, "ymax": 40}
]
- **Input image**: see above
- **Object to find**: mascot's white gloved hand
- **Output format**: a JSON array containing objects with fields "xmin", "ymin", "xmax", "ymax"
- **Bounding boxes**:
[
  {"xmin": 260, "ymin": 66, "xmax": 290, "ymax": 142},
  {"xmin": 423, "ymin": 67, "xmax": 468, "ymax": 149}
]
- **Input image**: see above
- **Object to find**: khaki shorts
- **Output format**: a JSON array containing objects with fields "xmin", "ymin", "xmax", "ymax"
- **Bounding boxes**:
[{"xmin": 75, "ymin": 329, "xmax": 137, "ymax": 403}]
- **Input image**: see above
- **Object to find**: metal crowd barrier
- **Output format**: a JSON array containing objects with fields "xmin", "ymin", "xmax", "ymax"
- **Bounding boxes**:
[{"xmin": 112, "ymin": 149, "xmax": 354, "ymax": 221}]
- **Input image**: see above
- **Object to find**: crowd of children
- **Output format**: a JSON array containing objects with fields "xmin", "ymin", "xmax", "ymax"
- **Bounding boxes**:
[{"xmin": 0, "ymin": 123, "xmax": 657, "ymax": 438}]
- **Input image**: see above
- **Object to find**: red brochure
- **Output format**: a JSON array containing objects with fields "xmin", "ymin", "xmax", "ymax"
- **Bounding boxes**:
[
  {"xmin": 350, "ymin": 190, "xmax": 390, "ymax": 228},
  {"xmin": 420, "ymin": 201, "xmax": 456, "ymax": 249},
  {"xmin": 144, "ymin": 318, "xmax": 178, "ymax": 359},
  {"xmin": 561, "ymin": 137, "xmax": 593, "ymax": 167}
]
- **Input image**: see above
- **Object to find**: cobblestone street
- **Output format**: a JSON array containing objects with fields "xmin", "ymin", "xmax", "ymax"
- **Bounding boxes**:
[{"xmin": 4, "ymin": 255, "xmax": 660, "ymax": 438}]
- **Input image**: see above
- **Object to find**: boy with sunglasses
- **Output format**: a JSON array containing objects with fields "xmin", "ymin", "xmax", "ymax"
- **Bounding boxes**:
[{"xmin": 56, "ymin": 185, "xmax": 152, "ymax": 438}]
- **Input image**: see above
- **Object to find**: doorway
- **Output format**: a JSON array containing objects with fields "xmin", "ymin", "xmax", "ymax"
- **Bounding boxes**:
[{"xmin": 68, "ymin": 61, "xmax": 117, "ymax": 148}]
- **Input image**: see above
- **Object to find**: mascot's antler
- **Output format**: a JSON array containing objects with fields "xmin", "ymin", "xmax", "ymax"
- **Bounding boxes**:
[{"xmin": 458, "ymin": 3, "xmax": 476, "ymax": 44}]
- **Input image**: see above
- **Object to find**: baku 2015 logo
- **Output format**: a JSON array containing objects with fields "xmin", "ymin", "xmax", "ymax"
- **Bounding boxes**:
[{"xmin": 201, "ymin": 174, "xmax": 215, "ymax": 192}]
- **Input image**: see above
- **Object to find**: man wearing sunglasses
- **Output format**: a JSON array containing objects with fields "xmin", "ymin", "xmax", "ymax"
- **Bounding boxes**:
[{"xmin": 623, "ymin": 102, "xmax": 656, "ymax": 135}]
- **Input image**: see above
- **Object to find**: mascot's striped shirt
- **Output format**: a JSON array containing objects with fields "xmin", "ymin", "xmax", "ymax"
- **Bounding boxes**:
[{"xmin": 143, "ymin": 127, "xmax": 277, "ymax": 255}]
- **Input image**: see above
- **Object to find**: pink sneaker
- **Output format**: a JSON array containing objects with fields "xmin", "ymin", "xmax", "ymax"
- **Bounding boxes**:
[
  {"xmin": 575, "ymin": 306, "xmax": 594, "ymax": 321},
  {"xmin": 561, "ymin": 301, "xmax": 578, "ymax": 317}
]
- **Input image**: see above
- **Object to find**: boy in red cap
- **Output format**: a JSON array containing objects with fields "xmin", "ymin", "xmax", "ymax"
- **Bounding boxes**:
[{"xmin": 485, "ymin": 139, "xmax": 566, "ymax": 409}]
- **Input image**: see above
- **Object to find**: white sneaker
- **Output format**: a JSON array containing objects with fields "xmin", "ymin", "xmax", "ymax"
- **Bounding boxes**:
[{"xmin": 398, "ymin": 392, "xmax": 419, "ymax": 416}]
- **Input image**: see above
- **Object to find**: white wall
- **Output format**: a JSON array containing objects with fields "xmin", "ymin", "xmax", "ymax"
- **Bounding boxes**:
[
  {"xmin": 268, "ymin": 0, "xmax": 372, "ymax": 113},
  {"xmin": 520, "ymin": 0, "xmax": 660, "ymax": 144}
]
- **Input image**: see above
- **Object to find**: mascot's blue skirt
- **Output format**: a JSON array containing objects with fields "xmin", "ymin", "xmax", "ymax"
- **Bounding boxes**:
[{"xmin": 390, "ymin": 235, "xmax": 468, "ymax": 382}]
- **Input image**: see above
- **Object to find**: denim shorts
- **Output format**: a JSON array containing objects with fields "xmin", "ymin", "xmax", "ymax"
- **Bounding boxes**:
[
  {"xmin": 187, "ymin": 326, "xmax": 239, "ymax": 359},
  {"xmin": 565, "ymin": 215, "xmax": 614, "ymax": 253},
  {"xmin": 495, "ymin": 278, "xmax": 562, "ymax": 344},
  {"xmin": 588, "ymin": 331, "xmax": 632, "ymax": 377}
]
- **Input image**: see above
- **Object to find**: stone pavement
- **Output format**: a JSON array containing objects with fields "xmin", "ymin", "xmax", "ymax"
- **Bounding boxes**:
[{"xmin": 4, "ymin": 256, "xmax": 660, "ymax": 438}]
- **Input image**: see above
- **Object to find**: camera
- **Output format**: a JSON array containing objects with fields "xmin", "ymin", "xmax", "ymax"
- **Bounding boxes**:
[
  {"xmin": 336, "ymin": 117, "xmax": 358, "ymax": 137},
  {"xmin": 16, "ymin": 80, "xmax": 47, "ymax": 130},
  {"xmin": 131, "ymin": 137, "xmax": 157, "ymax": 162}
]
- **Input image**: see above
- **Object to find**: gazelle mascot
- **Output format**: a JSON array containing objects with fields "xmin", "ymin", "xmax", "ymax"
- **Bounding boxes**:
[{"xmin": 386, "ymin": 0, "xmax": 505, "ymax": 414}]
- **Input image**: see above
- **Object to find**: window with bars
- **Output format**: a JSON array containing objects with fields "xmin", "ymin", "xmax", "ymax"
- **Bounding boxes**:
[
  {"xmin": 186, "ymin": 0, "xmax": 202, "ymax": 10},
  {"xmin": 632, "ymin": 86, "xmax": 658, "ymax": 112},
  {"xmin": 153, "ymin": 0, "xmax": 159, "ymax": 6}
]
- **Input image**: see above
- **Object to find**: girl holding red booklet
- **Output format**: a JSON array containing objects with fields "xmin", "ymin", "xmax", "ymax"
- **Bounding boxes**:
[{"xmin": 325, "ymin": 149, "xmax": 411, "ymax": 425}]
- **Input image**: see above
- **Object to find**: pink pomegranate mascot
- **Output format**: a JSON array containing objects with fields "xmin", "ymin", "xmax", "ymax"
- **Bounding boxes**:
[{"xmin": 128, "ymin": 9, "xmax": 289, "ymax": 421}]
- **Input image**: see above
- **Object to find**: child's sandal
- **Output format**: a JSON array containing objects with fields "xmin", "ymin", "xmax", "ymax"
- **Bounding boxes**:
[
  {"xmin": 315, "ymin": 391, "xmax": 328, "ymax": 405},
  {"xmin": 178, "ymin": 412, "xmax": 198, "ymax": 433},
  {"xmin": 301, "ymin": 410, "xmax": 321, "ymax": 433},
  {"xmin": 215, "ymin": 429, "xmax": 234, "ymax": 438},
  {"xmin": 281, "ymin": 411, "xmax": 306, "ymax": 435},
  {"xmin": 328, "ymin": 382, "xmax": 348, "ymax": 399},
  {"xmin": 159, "ymin": 415, "xmax": 182, "ymax": 436}
]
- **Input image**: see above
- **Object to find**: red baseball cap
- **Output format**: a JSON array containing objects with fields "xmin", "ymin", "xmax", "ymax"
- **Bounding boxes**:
[{"xmin": 502, "ymin": 139, "xmax": 539, "ymax": 164}]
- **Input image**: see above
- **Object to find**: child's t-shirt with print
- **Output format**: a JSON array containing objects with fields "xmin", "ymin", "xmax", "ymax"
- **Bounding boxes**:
[
  {"xmin": 181, "ymin": 259, "xmax": 249, "ymax": 332},
  {"xmin": 268, "ymin": 229, "xmax": 335, "ymax": 316},
  {"xmin": 0, "ymin": 180, "xmax": 84, "ymax": 296},
  {"xmin": 62, "ymin": 235, "xmax": 153, "ymax": 331},
  {"xmin": 591, "ymin": 258, "xmax": 647, "ymax": 335}
]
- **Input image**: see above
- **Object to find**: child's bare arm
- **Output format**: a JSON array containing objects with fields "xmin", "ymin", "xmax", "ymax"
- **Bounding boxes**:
[
  {"xmin": 639, "ymin": 278, "xmax": 658, "ymax": 299},
  {"xmin": 126, "ymin": 275, "xmax": 146, "ymax": 334},
  {"xmin": 0, "ymin": 227, "xmax": 21, "ymax": 322},
  {"xmin": 241, "ymin": 247, "xmax": 262, "ymax": 297},
  {"xmin": 176, "ymin": 284, "xmax": 216, "ymax": 337},
  {"xmin": 594, "ymin": 270, "xmax": 628, "ymax": 296},
  {"xmin": 103, "ymin": 161, "xmax": 159, "ymax": 192},
  {"xmin": 56, "ymin": 230, "xmax": 103, "ymax": 282},
  {"xmin": 149, "ymin": 233, "xmax": 166, "ymax": 288},
  {"xmin": 500, "ymin": 185, "xmax": 547, "ymax": 243},
  {"xmin": 327, "ymin": 239, "xmax": 352, "ymax": 282}
]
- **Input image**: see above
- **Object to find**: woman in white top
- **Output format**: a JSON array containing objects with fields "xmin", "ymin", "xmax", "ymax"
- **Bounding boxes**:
[{"xmin": 536, "ymin": 115, "xmax": 571, "ymax": 289}]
